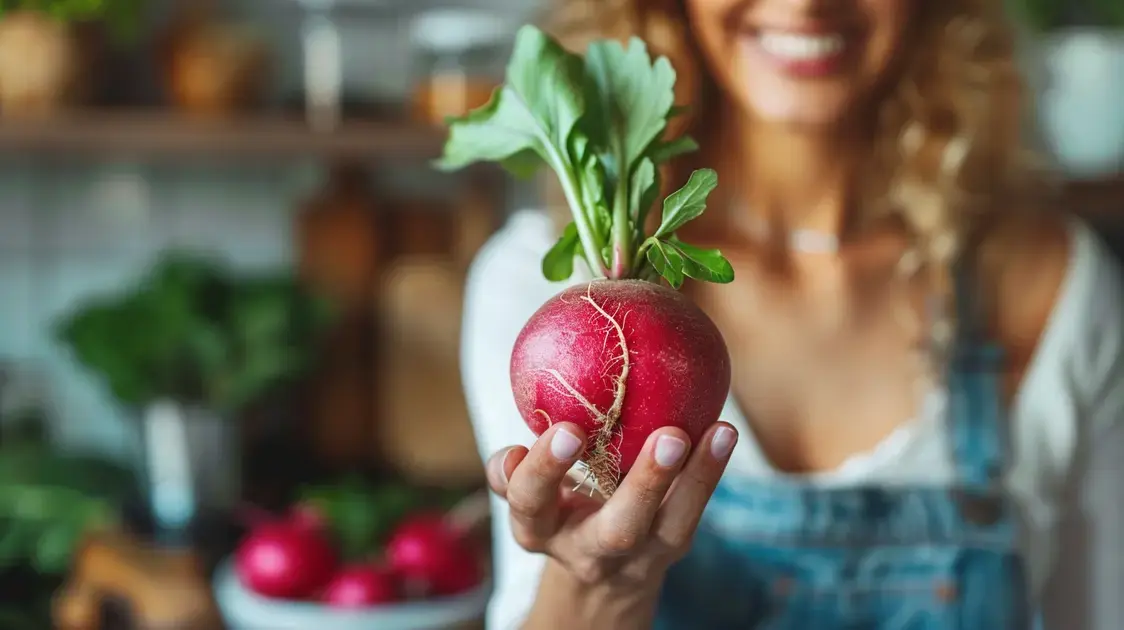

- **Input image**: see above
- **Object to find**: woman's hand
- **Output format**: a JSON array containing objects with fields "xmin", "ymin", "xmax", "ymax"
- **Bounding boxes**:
[{"xmin": 485, "ymin": 421, "xmax": 738, "ymax": 600}]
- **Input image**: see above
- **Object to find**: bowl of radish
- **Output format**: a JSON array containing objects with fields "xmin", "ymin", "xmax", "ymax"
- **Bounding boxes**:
[{"xmin": 214, "ymin": 502, "xmax": 491, "ymax": 630}]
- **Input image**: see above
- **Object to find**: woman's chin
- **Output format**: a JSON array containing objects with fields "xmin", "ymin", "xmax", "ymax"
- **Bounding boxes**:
[{"xmin": 740, "ymin": 93, "xmax": 852, "ymax": 129}]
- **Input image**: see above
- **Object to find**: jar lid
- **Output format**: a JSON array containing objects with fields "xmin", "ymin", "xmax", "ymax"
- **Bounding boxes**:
[{"xmin": 410, "ymin": 9, "xmax": 516, "ymax": 53}]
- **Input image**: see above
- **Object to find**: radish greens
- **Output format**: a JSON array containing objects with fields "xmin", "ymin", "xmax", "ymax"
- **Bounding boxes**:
[{"xmin": 437, "ymin": 25, "xmax": 733, "ymax": 289}]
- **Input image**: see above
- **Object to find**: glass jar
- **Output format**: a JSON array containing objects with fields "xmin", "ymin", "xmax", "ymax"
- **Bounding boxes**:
[{"xmin": 409, "ymin": 9, "xmax": 513, "ymax": 126}]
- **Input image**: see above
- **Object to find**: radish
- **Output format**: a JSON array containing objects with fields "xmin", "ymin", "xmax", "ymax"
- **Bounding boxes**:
[
  {"xmin": 234, "ymin": 508, "xmax": 339, "ymax": 600},
  {"xmin": 385, "ymin": 513, "xmax": 482, "ymax": 597},
  {"xmin": 439, "ymin": 26, "xmax": 734, "ymax": 494},
  {"xmin": 512, "ymin": 280, "xmax": 728, "ymax": 493},
  {"xmin": 321, "ymin": 565, "xmax": 399, "ymax": 608}
]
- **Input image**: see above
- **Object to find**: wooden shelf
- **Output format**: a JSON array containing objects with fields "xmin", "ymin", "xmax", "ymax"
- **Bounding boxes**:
[{"xmin": 0, "ymin": 111, "xmax": 448, "ymax": 162}]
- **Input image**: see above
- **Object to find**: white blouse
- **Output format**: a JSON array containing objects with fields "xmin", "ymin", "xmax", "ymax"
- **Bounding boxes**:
[{"xmin": 460, "ymin": 209, "xmax": 1124, "ymax": 630}]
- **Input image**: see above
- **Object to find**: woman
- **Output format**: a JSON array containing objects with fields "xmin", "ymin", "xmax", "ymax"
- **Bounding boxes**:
[{"xmin": 461, "ymin": 0, "xmax": 1124, "ymax": 628}]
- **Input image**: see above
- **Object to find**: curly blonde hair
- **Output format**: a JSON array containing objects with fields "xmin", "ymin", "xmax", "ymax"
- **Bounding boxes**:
[{"xmin": 539, "ymin": 0, "xmax": 1039, "ymax": 369}]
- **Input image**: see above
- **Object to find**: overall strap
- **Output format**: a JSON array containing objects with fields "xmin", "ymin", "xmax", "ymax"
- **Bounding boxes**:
[{"xmin": 946, "ymin": 259, "xmax": 1008, "ymax": 494}]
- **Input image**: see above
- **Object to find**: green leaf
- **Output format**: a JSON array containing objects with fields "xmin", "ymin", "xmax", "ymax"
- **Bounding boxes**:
[
  {"xmin": 583, "ymin": 37, "xmax": 678, "ymax": 174},
  {"xmin": 645, "ymin": 239, "xmax": 686, "ymax": 289},
  {"xmin": 666, "ymin": 238, "xmax": 735, "ymax": 284},
  {"xmin": 630, "ymin": 158, "xmax": 659, "ymax": 231},
  {"xmin": 641, "ymin": 236, "xmax": 734, "ymax": 288},
  {"xmin": 655, "ymin": 168, "xmax": 719, "ymax": 238},
  {"xmin": 648, "ymin": 135, "xmax": 698, "ymax": 164},
  {"xmin": 33, "ymin": 520, "xmax": 81, "ymax": 575},
  {"xmin": 500, "ymin": 148, "xmax": 544, "ymax": 179},
  {"xmin": 437, "ymin": 25, "xmax": 586, "ymax": 173},
  {"xmin": 1091, "ymin": 0, "xmax": 1124, "ymax": 27},
  {"xmin": 668, "ymin": 104, "xmax": 690, "ymax": 118},
  {"xmin": 542, "ymin": 222, "xmax": 581, "ymax": 281}
]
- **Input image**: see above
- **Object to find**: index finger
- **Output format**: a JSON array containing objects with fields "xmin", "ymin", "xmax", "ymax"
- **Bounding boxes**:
[{"xmin": 505, "ymin": 423, "xmax": 587, "ymax": 546}]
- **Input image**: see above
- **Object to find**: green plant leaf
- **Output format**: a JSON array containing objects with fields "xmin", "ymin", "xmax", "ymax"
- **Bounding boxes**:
[
  {"xmin": 583, "ymin": 37, "xmax": 678, "ymax": 174},
  {"xmin": 437, "ymin": 25, "xmax": 586, "ymax": 173},
  {"xmin": 1091, "ymin": 0, "xmax": 1124, "ymax": 27},
  {"xmin": 666, "ymin": 238, "xmax": 735, "ymax": 284},
  {"xmin": 630, "ymin": 157, "xmax": 659, "ymax": 231},
  {"xmin": 654, "ymin": 168, "xmax": 719, "ymax": 239},
  {"xmin": 645, "ymin": 239, "xmax": 686, "ymax": 289},
  {"xmin": 642, "ymin": 236, "xmax": 734, "ymax": 288},
  {"xmin": 542, "ymin": 222, "xmax": 581, "ymax": 281},
  {"xmin": 647, "ymin": 135, "xmax": 698, "ymax": 165},
  {"xmin": 668, "ymin": 104, "xmax": 690, "ymax": 118}
]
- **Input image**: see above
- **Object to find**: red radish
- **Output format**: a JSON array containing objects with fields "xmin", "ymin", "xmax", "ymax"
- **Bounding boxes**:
[
  {"xmin": 321, "ymin": 565, "xmax": 399, "ymax": 607},
  {"xmin": 385, "ymin": 513, "xmax": 482, "ymax": 597},
  {"xmin": 235, "ymin": 513, "xmax": 339, "ymax": 599},
  {"xmin": 439, "ymin": 27, "xmax": 735, "ymax": 496},
  {"xmin": 511, "ymin": 280, "xmax": 730, "ymax": 495}
]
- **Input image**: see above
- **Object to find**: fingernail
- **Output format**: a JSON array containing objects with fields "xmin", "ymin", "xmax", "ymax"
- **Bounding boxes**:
[
  {"xmin": 499, "ymin": 448, "xmax": 515, "ymax": 484},
  {"xmin": 711, "ymin": 426, "xmax": 737, "ymax": 460},
  {"xmin": 654, "ymin": 435, "xmax": 687, "ymax": 468},
  {"xmin": 550, "ymin": 429, "xmax": 582, "ymax": 461}
]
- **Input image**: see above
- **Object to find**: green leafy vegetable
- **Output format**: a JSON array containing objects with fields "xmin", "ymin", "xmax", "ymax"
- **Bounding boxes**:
[
  {"xmin": 542, "ymin": 222, "xmax": 582, "ymax": 281},
  {"xmin": 438, "ymin": 24, "xmax": 734, "ymax": 289},
  {"xmin": 54, "ymin": 252, "xmax": 334, "ymax": 413}
]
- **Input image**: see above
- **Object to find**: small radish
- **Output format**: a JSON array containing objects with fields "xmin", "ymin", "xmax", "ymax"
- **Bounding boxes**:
[
  {"xmin": 439, "ymin": 26, "xmax": 734, "ymax": 496},
  {"xmin": 234, "ymin": 510, "xmax": 338, "ymax": 600},
  {"xmin": 321, "ymin": 565, "xmax": 399, "ymax": 607},
  {"xmin": 385, "ymin": 513, "xmax": 482, "ymax": 597},
  {"xmin": 511, "ymin": 280, "xmax": 729, "ymax": 494}
]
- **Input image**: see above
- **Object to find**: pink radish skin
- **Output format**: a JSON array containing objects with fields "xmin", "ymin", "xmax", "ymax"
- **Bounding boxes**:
[
  {"xmin": 321, "ymin": 565, "xmax": 399, "ymax": 607},
  {"xmin": 385, "ymin": 513, "xmax": 482, "ymax": 597},
  {"xmin": 510, "ymin": 279, "xmax": 731, "ymax": 495}
]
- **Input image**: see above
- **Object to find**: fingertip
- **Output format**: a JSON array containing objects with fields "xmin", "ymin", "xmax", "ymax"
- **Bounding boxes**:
[
  {"xmin": 544, "ymin": 421, "xmax": 587, "ymax": 442},
  {"xmin": 543, "ymin": 423, "xmax": 586, "ymax": 462},
  {"xmin": 487, "ymin": 446, "xmax": 528, "ymax": 494},
  {"xmin": 709, "ymin": 422, "xmax": 738, "ymax": 461},
  {"xmin": 502, "ymin": 446, "xmax": 528, "ymax": 482},
  {"xmin": 644, "ymin": 427, "xmax": 691, "ymax": 470},
  {"xmin": 645, "ymin": 425, "xmax": 692, "ymax": 447}
]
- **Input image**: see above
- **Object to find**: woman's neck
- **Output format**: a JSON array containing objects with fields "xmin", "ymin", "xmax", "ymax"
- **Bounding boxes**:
[{"xmin": 726, "ymin": 112, "xmax": 868, "ymax": 240}]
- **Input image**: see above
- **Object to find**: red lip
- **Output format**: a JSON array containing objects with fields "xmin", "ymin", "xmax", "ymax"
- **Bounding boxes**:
[
  {"xmin": 739, "ymin": 34, "xmax": 850, "ymax": 79},
  {"xmin": 762, "ymin": 54, "xmax": 846, "ymax": 78}
]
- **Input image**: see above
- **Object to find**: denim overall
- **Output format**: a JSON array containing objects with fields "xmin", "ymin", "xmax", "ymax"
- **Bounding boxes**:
[{"xmin": 655, "ymin": 267, "xmax": 1033, "ymax": 629}]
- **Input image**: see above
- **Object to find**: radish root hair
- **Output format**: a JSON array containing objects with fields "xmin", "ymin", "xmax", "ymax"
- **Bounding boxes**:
[{"xmin": 536, "ymin": 283, "xmax": 630, "ymax": 497}]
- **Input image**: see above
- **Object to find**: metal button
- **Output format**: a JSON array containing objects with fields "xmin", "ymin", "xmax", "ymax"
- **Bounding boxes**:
[
  {"xmin": 954, "ymin": 491, "xmax": 1003, "ymax": 525},
  {"xmin": 935, "ymin": 582, "xmax": 958, "ymax": 602}
]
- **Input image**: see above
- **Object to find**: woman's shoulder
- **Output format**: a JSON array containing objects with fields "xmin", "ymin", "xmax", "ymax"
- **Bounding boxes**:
[
  {"xmin": 985, "ymin": 211, "xmax": 1124, "ymax": 460},
  {"xmin": 983, "ymin": 212, "xmax": 1121, "ymax": 353}
]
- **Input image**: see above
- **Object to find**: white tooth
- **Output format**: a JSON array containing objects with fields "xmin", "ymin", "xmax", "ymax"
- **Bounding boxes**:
[{"xmin": 759, "ymin": 32, "xmax": 844, "ymax": 60}]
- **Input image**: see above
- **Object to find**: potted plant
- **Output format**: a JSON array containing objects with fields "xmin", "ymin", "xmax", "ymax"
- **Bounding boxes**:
[
  {"xmin": 53, "ymin": 252, "xmax": 333, "ymax": 538},
  {"xmin": 0, "ymin": 0, "xmax": 147, "ymax": 116},
  {"xmin": 1012, "ymin": 0, "xmax": 1124, "ymax": 176}
]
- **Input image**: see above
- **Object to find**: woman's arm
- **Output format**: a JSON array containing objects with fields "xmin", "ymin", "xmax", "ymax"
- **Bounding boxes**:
[{"xmin": 1035, "ymin": 223, "xmax": 1124, "ymax": 630}]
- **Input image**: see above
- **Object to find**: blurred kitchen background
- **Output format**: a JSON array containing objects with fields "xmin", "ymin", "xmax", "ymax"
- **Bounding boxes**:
[{"xmin": 0, "ymin": 0, "xmax": 1117, "ymax": 628}]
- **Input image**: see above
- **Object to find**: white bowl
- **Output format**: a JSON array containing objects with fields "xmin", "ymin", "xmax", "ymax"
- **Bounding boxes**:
[{"xmin": 213, "ymin": 558, "xmax": 492, "ymax": 630}]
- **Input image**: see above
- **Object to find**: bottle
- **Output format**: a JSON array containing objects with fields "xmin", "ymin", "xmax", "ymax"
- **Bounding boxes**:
[{"xmin": 409, "ymin": 8, "xmax": 513, "ymax": 126}]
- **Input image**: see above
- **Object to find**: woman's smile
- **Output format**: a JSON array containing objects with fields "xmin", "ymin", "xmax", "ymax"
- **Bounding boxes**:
[
  {"xmin": 690, "ymin": 0, "xmax": 908, "ymax": 126},
  {"xmin": 743, "ymin": 28, "xmax": 851, "ymax": 78}
]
